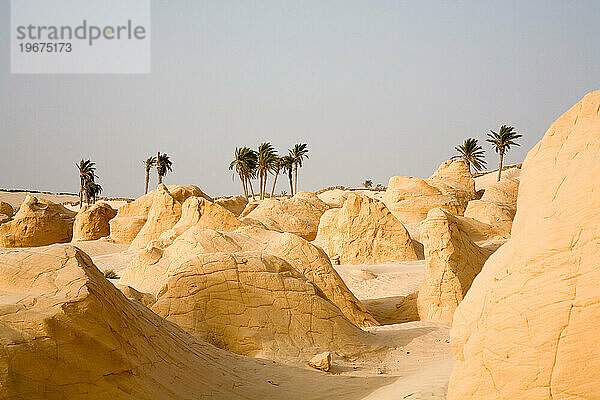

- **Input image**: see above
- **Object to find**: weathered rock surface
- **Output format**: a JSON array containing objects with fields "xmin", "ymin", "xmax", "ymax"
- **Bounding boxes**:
[
  {"xmin": 0, "ymin": 244, "xmax": 370, "ymax": 399},
  {"xmin": 120, "ymin": 225, "xmax": 378, "ymax": 328},
  {"xmin": 0, "ymin": 195, "xmax": 75, "ymax": 247},
  {"xmin": 316, "ymin": 194, "xmax": 419, "ymax": 264},
  {"xmin": 448, "ymin": 91, "xmax": 600, "ymax": 399},
  {"xmin": 241, "ymin": 191, "xmax": 330, "ymax": 241},
  {"xmin": 308, "ymin": 352, "xmax": 332, "ymax": 372},
  {"xmin": 72, "ymin": 202, "xmax": 117, "ymax": 241},
  {"xmin": 417, "ymin": 208, "xmax": 492, "ymax": 323},
  {"xmin": 383, "ymin": 159, "xmax": 477, "ymax": 224},
  {"xmin": 215, "ymin": 195, "xmax": 248, "ymax": 217},
  {"xmin": 110, "ymin": 184, "xmax": 211, "ymax": 244},
  {"xmin": 0, "ymin": 201, "xmax": 13, "ymax": 222},
  {"xmin": 464, "ymin": 178, "xmax": 519, "ymax": 236},
  {"xmin": 153, "ymin": 196, "xmax": 243, "ymax": 248},
  {"xmin": 151, "ymin": 251, "xmax": 373, "ymax": 360}
]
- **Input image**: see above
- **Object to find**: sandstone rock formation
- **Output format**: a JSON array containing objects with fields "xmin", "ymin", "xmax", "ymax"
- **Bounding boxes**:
[
  {"xmin": 215, "ymin": 195, "xmax": 248, "ymax": 217},
  {"xmin": 316, "ymin": 194, "xmax": 419, "ymax": 264},
  {"xmin": 151, "ymin": 251, "xmax": 372, "ymax": 360},
  {"xmin": 308, "ymin": 352, "xmax": 332, "ymax": 372},
  {"xmin": 72, "ymin": 202, "xmax": 117, "ymax": 241},
  {"xmin": 0, "ymin": 201, "xmax": 13, "ymax": 222},
  {"xmin": 417, "ymin": 208, "xmax": 492, "ymax": 323},
  {"xmin": 241, "ymin": 191, "xmax": 330, "ymax": 241},
  {"xmin": 448, "ymin": 91, "xmax": 600, "ymax": 399},
  {"xmin": 120, "ymin": 225, "xmax": 377, "ymax": 328},
  {"xmin": 382, "ymin": 159, "xmax": 477, "ymax": 224},
  {"xmin": 152, "ymin": 196, "xmax": 243, "ymax": 248},
  {"xmin": 0, "ymin": 244, "xmax": 368, "ymax": 399},
  {"xmin": 0, "ymin": 195, "xmax": 75, "ymax": 247},
  {"xmin": 464, "ymin": 178, "xmax": 519, "ymax": 236},
  {"xmin": 110, "ymin": 184, "xmax": 211, "ymax": 244}
]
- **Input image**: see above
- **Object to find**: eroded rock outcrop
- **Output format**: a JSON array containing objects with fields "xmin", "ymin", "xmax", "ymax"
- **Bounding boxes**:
[
  {"xmin": 0, "ymin": 244, "xmax": 363, "ymax": 399},
  {"xmin": 417, "ymin": 208, "xmax": 492, "ymax": 323},
  {"xmin": 383, "ymin": 159, "xmax": 477, "ymax": 224},
  {"xmin": 120, "ymin": 225, "xmax": 377, "ymax": 328},
  {"xmin": 110, "ymin": 184, "xmax": 211, "ymax": 245},
  {"xmin": 0, "ymin": 201, "xmax": 13, "ymax": 222},
  {"xmin": 151, "ymin": 251, "xmax": 373, "ymax": 360},
  {"xmin": 72, "ymin": 202, "xmax": 117, "ymax": 240},
  {"xmin": 448, "ymin": 91, "xmax": 600, "ymax": 399},
  {"xmin": 241, "ymin": 191, "xmax": 330, "ymax": 241},
  {"xmin": 464, "ymin": 178, "xmax": 519, "ymax": 237},
  {"xmin": 0, "ymin": 195, "xmax": 75, "ymax": 247},
  {"xmin": 215, "ymin": 195, "xmax": 248, "ymax": 217},
  {"xmin": 316, "ymin": 194, "xmax": 419, "ymax": 264}
]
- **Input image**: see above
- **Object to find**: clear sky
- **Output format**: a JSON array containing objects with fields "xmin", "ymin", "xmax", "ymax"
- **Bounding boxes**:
[{"xmin": 1, "ymin": 0, "xmax": 598, "ymax": 198}]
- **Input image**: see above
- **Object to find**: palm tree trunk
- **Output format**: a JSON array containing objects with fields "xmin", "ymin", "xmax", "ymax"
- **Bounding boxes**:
[
  {"xmin": 247, "ymin": 177, "xmax": 255, "ymax": 200},
  {"xmin": 293, "ymin": 163, "xmax": 298, "ymax": 195},
  {"xmin": 79, "ymin": 177, "xmax": 84, "ymax": 209},
  {"xmin": 263, "ymin": 172, "xmax": 268, "ymax": 198},
  {"xmin": 260, "ymin": 171, "xmax": 264, "ymax": 200},
  {"xmin": 271, "ymin": 171, "xmax": 279, "ymax": 197},
  {"xmin": 288, "ymin": 171, "xmax": 293, "ymax": 197},
  {"xmin": 497, "ymin": 152, "xmax": 504, "ymax": 182},
  {"xmin": 145, "ymin": 169, "xmax": 150, "ymax": 194},
  {"xmin": 240, "ymin": 173, "xmax": 248, "ymax": 199}
]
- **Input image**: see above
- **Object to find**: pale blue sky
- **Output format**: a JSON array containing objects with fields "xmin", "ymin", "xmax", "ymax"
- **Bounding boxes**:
[{"xmin": 1, "ymin": 1, "xmax": 598, "ymax": 197}]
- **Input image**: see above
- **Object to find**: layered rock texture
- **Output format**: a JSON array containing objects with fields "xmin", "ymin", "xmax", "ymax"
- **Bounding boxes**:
[
  {"xmin": 241, "ymin": 191, "xmax": 330, "ymax": 241},
  {"xmin": 0, "ymin": 195, "xmax": 75, "ymax": 247},
  {"xmin": 120, "ymin": 225, "xmax": 377, "ymax": 328},
  {"xmin": 0, "ymin": 245, "xmax": 366, "ymax": 399},
  {"xmin": 72, "ymin": 202, "xmax": 118, "ymax": 241},
  {"xmin": 464, "ymin": 177, "xmax": 519, "ymax": 237},
  {"xmin": 383, "ymin": 159, "xmax": 477, "ymax": 224},
  {"xmin": 151, "ymin": 251, "xmax": 372, "ymax": 360},
  {"xmin": 448, "ymin": 91, "xmax": 600, "ymax": 399},
  {"xmin": 417, "ymin": 208, "xmax": 492, "ymax": 323},
  {"xmin": 316, "ymin": 194, "xmax": 419, "ymax": 264},
  {"xmin": 110, "ymin": 184, "xmax": 211, "ymax": 245}
]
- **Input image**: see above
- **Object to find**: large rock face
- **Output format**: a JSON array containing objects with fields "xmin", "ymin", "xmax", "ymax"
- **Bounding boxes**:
[
  {"xmin": 448, "ymin": 91, "xmax": 600, "ymax": 399},
  {"xmin": 316, "ymin": 194, "xmax": 419, "ymax": 264},
  {"xmin": 241, "ymin": 191, "xmax": 330, "ymax": 241},
  {"xmin": 72, "ymin": 202, "xmax": 117, "ymax": 241},
  {"xmin": 120, "ymin": 225, "xmax": 377, "ymax": 328},
  {"xmin": 0, "ymin": 195, "xmax": 75, "ymax": 247},
  {"xmin": 383, "ymin": 159, "xmax": 477, "ymax": 224},
  {"xmin": 110, "ymin": 184, "xmax": 211, "ymax": 244},
  {"xmin": 0, "ymin": 245, "xmax": 368, "ymax": 399},
  {"xmin": 417, "ymin": 208, "xmax": 492, "ymax": 322},
  {"xmin": 151, "ymin": 251, "xmax": 372, "ymax": 360},
  {"xmin": 464, "ymin": 178, "xmax": 519, "ymax": 237}
]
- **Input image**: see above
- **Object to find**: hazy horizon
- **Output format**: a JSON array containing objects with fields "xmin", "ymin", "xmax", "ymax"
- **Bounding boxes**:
[{"xmin": 1, "ymin": 1, "xmax": 599, "ymax": 198}]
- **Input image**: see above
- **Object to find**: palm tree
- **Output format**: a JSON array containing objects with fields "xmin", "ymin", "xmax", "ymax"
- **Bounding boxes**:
[
  {"xmin": 257, "ymin": 142, "xmax": 277, "ymax": 199},
  {"xmin": 156, "ymin": 152, "xmax": 173, "ymax": 184},
  {"xmin": 487, "ymin": 125, "xmax": 522, "ymax": 181},
  {"xmin": 76, "ymin": 159, "xmax": 96, "ymax": 207},
  {"xmin": 362, "ymin": 180, "xmax": 373, "ymax": 189},
  {"xmin": 84, "ymin": 181, "xmax": 103, "ymax": 204},
  {"xmin": 229, "ymin": 147, "xmax": 258, "ymax": 200},
  {"xmin": 143, "ymin": 156, "xmax": 157, "ymax": 194},
  {"xmin": 281, "ymin": 154, "xmax": 295, "ymax": 196},
  {"xmin": 452, "ymin": 138, "xmax": 487, "ymax": 174},
  {"xmin": 270, "ymin": 156, "xmax": 282, "ymax": 197},
  {"xmin": 290, "ymin": 143, "xmax": 309, "ymax": 195}
]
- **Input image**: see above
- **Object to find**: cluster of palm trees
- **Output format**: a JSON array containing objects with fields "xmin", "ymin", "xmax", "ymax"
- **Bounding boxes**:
[
  {"xmin": 76, "ymin": 159, "xmax": 102, "ymax": 206},
  {"xmin": 453, "ymin": 125, "xmax": 522, "ymax": 181},
  {"xmin": 229, "ymin": 143, "xmax": 309, "ymax": 200},
  {"xmin": 143, "ymin": 152, "xmax": 173, "ymax": 194}
]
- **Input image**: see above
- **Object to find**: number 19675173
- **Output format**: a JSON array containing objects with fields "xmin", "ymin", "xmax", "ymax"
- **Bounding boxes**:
[{"xmin": 18, "ymin": 42, "xmax": 72, "ymax": 52}]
